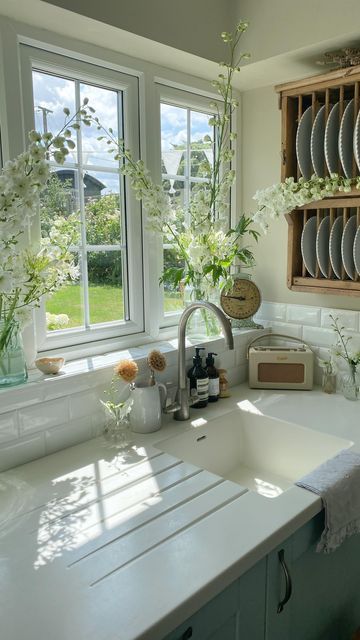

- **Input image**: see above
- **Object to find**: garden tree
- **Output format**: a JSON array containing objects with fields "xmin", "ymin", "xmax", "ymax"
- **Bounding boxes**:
[
  {"xmin": 85, "ymin": 194, "xmax": 122, "ymax": 286},
  {"xmin": 40, "ymin": 174, "xmax": 122, "ymax": 285}
]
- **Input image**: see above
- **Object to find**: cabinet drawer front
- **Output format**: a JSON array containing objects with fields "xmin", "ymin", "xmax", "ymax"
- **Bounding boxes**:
[
  {"xmin": 164, "ymin": 581, "xmax": 238, "ymax": 640},
  {"xmin": 291, "ymin": 511, "xmax": 324, "ymax": 561}
]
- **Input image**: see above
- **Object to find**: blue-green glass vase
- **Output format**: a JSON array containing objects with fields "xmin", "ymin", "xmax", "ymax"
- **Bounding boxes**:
[{"xmin": 0, "ymin": 321, "xmax": 28, "ymax": 387}]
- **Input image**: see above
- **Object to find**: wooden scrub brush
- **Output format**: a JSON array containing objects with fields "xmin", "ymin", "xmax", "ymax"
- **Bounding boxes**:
[{"xmin": 147, "ymin": 349, "xmax": 167, "ymax": 385}]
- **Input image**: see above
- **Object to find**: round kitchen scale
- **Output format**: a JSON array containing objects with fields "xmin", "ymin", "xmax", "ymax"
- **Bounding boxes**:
[{"xmin": 220, "ymin": 276, "xmax": 263, "ymax": 329}]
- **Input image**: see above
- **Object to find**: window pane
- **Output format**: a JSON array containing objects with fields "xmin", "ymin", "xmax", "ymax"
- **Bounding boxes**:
[
  {"xmin": 190, "ymin": 110, "xmax": 213, "ymax": 178},
  {"xmin": 84, "ymin": 171, "xmax": 122, "ymax": 245},
  {"xmin": 33, "ymin": 66, "xmax": 130, "ymax": 336},
  {"xmin": 80, "ymin": 83, "xmax": 119, "ymax": 168},
  {"xmin": 46, "ymin": 253, "xmax": 84, "ymax": 331},
  {"xmin": 33, "ymin": 71, "xmax": 77, "ymax": 163},
  {"xmin": 163, "ymin": 247, "xmax": 185, "ymax": 313},
  {"xmin": 161, "ymin": 103, "xmax": 187, "ymax": 155},
  {"xmin": 88, "ymin": 251, "xmax": 124, "ymax": 324}
]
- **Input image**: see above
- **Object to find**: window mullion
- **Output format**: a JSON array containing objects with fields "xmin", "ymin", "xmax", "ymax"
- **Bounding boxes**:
[
  {"xmin": 75, "ymin": 80, "xmax": 91, "ymax": 329},
  {"xmin": 185, "ymin": 108, "xmax": 191, "ymax": 218}
]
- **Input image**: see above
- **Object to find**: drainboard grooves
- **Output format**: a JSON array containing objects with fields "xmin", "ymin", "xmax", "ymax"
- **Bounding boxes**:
[
  {"xmin": 69, "ymin": 476, "xmax": 225, "ymax": 566},
  {"xmin": 30, "ymin": 453, "xmax": 183, "ymax": 533},
  {"xmin": 12, "ymin": 451, "xmax": 167, "ymax": 527},
  {"xmin": 83, "ymin": 484, "xmax": 245, "ymax": 587},
  {"xmin": 36, "ymin": 463, "xmax": 205, "ymax": 554}
]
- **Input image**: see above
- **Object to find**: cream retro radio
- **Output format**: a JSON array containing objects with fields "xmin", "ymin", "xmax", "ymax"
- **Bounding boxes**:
[{"xmin": 248, "ymin": 333, "xmax": 314, "ymax": 390}]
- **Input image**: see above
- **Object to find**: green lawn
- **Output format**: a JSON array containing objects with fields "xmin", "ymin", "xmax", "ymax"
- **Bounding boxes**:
[{"xmin": 47, "ymin": 284, "xmax": 184, "ymax": 328}]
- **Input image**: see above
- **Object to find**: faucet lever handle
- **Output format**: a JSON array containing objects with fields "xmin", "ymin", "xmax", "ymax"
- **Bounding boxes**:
[{"xmin": 163, "ymin": 401, "xmax": 181, "ymax": 414}]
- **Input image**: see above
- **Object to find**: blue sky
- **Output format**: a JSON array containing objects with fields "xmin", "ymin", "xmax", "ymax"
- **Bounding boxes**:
[{"xmin": 33, "ymin": 71, "xmax": 212, "ymax": 192}]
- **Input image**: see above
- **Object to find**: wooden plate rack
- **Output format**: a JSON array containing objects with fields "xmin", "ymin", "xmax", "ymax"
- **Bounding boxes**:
[{"xmin": 276, "ymin": 66, "xmax": 360, "ymax": 295}]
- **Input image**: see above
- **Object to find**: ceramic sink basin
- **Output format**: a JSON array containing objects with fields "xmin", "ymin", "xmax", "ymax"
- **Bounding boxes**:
[{"xmin": 155, "ymin": 408, "xmax": 353, "ymax": 498}]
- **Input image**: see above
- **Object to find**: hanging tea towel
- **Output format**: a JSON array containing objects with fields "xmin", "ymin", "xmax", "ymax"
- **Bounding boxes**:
[{"xmin": 296, "ymin": 449, "xmax": 360, "ymax": 553}]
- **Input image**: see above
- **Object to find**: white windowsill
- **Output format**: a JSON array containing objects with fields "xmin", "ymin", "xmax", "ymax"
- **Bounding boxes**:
[{"xmin": 0, "ymin": 327, "xmax": 265, "ymax": 413}]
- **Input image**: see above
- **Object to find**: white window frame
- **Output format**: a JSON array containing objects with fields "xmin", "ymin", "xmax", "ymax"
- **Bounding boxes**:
[
  {"xmin": 19, "ymin": 45, "xmax": 144, "ymax": 353},
  {"xmin": 156, "ymin": 84, "xmax": 228, "ymax": 329}
]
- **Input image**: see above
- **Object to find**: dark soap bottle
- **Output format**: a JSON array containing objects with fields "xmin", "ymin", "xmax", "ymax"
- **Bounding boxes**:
[
  {"xmin": 187, "ymin": 347, "xmax": 209, "ymax": 408},
  {"xmin": 206, "ymin": 352, "xmax": 220, "ymax": 402}
]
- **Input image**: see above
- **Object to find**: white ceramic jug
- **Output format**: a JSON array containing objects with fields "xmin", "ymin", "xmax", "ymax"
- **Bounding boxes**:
[{"xmin": 129, "ymin": 383, "xmax": 167, "ymax": 433}]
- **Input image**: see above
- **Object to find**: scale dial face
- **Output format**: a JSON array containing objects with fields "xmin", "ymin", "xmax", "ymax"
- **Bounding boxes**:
[{"xmin": 220, "ymin": 278, "xmax": 261, "ymax": 320}]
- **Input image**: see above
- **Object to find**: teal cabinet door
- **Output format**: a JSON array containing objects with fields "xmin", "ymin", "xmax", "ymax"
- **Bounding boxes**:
[
  {"xmin": 266, "ymin": 511, "xmax": 360, "ymax": 640},
  {"xmin": 164, "ymin": 559, "xmax": 267, "ymax": 640}
]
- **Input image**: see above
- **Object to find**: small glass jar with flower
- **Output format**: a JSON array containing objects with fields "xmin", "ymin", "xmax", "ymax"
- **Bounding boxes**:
[
  {"xmin": 318, "ymin": 355, "xmax": 337, "ymax": 394},
  {"xmin": 101, "ymin": 359, "xmax": 138, "ymax": 447}
]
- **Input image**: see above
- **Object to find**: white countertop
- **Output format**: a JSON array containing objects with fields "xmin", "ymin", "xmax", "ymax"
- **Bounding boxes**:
[{"xmin": 0, "ymin": 385, "xmax": 359, "ymax": 640}]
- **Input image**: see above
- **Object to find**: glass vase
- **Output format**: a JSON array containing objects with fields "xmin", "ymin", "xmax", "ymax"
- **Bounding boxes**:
[
  {"xmin": 103, "ymin": 415, "xmax": 132, "ymax": 448},
  {"xmin": 184, "ymin": 283, "xmax": 221, "ymax": 340},
  {"xmin": 341, "ymin": 363, "xmax": 359, "ymax": 401},
  {"xmin": 0, "ymin": 320, "xmax": 28, "ymax": 387},
  {"xmin": 322, "ymin": 371, "xmax": 337, "ymax": 394}
]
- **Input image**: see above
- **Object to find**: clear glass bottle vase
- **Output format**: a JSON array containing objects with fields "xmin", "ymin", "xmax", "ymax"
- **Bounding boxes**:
[
  {"xmin": 341, "ymin": 363, "xmax": 359, "ymax": 401},
  {"xmin": 0, "ymin": 320, "xmax": 28, "ymax": 387}
]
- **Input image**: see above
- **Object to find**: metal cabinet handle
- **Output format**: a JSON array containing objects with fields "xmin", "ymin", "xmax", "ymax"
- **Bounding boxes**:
[
  {"xmin": 181, "ymin": 627, "xmax": 192, "ymax": 640},
  {"xmin": 277, "ymin": 549, "xmax": 292, "ymax": 614}
]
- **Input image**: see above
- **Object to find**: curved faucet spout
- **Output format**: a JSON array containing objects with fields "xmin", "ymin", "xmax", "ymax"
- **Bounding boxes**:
[{"xmin": 174, "ymin": 301, "xmax": 234, "ymax": 421}]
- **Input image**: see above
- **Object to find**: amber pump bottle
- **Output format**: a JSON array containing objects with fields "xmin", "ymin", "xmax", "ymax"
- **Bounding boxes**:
[{"xmin": 206, "ymin": 352, "xmax": 220, "ymax": 402}]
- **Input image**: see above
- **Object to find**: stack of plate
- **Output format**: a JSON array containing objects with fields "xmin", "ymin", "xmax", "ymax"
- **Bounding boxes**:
[
  {"xmin": 296, "ymin": 99, "xmax": 360, "ymax": 179},
  {"xmin": 301, "ymin": 213, "xmax": 360, "ymax": 280}
]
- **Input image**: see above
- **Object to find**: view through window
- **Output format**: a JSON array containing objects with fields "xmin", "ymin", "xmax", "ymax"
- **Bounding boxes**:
[
  {"xmin": 33, "ymin": 70, "xmax": 127, "ymax": 334},
  {"xmin": 160, "ymin": 101, "xmax": 214, "ymax": 317}
]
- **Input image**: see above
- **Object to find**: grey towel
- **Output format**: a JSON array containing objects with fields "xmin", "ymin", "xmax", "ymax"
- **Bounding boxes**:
[{"xmin": 296, "ymin": 449, "xmax": 360, "ymax": 554}]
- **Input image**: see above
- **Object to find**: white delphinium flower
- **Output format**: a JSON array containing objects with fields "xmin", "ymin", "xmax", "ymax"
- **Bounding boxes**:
[{"xmin": 0, "ymin": 98, "xmax": 93, "ymax": 359}]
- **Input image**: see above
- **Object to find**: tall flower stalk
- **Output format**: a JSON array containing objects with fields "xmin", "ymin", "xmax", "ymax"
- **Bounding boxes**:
[
  {"xmin": 85, "ymin": 22, "xmax": 259, "ymax": 300},
  {"xmin": 0, "ymin": 100, "xmax": 92, "ymax": 359}
]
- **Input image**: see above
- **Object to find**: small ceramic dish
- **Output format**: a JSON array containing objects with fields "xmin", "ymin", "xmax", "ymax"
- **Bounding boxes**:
[{"xmin": 35, "ymin": 356, "xmax": 65, "ymax": 375}]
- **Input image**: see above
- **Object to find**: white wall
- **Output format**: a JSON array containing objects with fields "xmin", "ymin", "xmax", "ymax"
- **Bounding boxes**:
[
  {"xmin": 41, "ymin": 0, "xmax": 236, "ymax": 62},
  {"xmin": 236, "ymin": 0, "xmax": 360, "ymax": 64}
]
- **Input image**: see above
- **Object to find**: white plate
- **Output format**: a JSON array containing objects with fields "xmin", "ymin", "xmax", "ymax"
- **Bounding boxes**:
[
  {"xmin": 341, "ymin": 214, "xmax": 357, "ymax": 279},
  {"xmin": 296, "ymin": 106, "xmax": 314, "ymax": 180},
  {"xmin": 353, "ymin": 109, "xmax": 360, "ymax": 173},
  {"xmin": 339, "ymin": 99, "xmax": 354, "ymax": 178},
  {"xmin": 311, "ymin": 105, "xmax": 327, "ymax": 177},
  {"xmin": 325, "ymin": 102, "xmax": 341, "ymax": 174},
  {"xmin": 301, "ymin": 216, "xmax": 317, "ymax": 277},
  {"xmin": 316, "ymin": 215, "xmax": 330, "ymax": 277},
  {"xmin": 353, "ymin": 224, "xmax": 360, "ymax": 276},
  {"xmin": 329, "ymin": 216, "xmax": 344, "ymax": 279}
]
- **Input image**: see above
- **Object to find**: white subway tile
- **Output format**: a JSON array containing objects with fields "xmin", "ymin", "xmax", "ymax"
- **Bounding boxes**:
[
  {"xmin": 286, "ymin": 305, "xmax": 321, "ymax": 326},
  {"xmin": 45, "ymin": 417, "xmax": 93, "ymax": 455},
  {"xmin": 69, "ymin": 389, "xmax": 103, "ymax": 420},
  {"xmin": 0, "ymin": 434, "xmax": 45, "ymax": 472},
  {"xmin": 321, "ymin": 309, "xmax": 359, "ymax": 332},
  {"xmin": 302, "ymin": 326, "xmax": 335, "ymax": 347},
  {"xmin": 0, "ymin": 383, "xmax": 43, "ymax": 414},
  {"xmin": 266, "ymin": 322, "xmax": 303, "ymax": 339},
  {"xmin": 258, "ymin": 302, "xmax": 287, "ymax": 321},
  {"xmin": 0, "ymin": 411, "xmax": 18, "ymax": 443},
  {"xmin": 92, "ymin": 410, "xmax": 106, "ymax": 437},
  {"xmin": 18, "ymin": 397, "xmax": 69, "ymax": 435},
  {"xmin": 217, "ymin": 350, "xmax": 236, "ymax": 370}
]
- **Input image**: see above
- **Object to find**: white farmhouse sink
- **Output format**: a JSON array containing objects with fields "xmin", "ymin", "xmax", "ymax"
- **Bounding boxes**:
[{"xmin": 155, "ymin": 409, "xmax": 353, "ymax": 498}]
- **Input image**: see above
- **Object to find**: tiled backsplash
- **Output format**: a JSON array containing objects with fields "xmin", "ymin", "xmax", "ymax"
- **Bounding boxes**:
[
  {"xmin": 0, "ymin": 330, "xmax": 263, "ymax": 472},
  {"xmin": 0, "ymin": 302, "xmax": 358, "ymax": 473}
]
